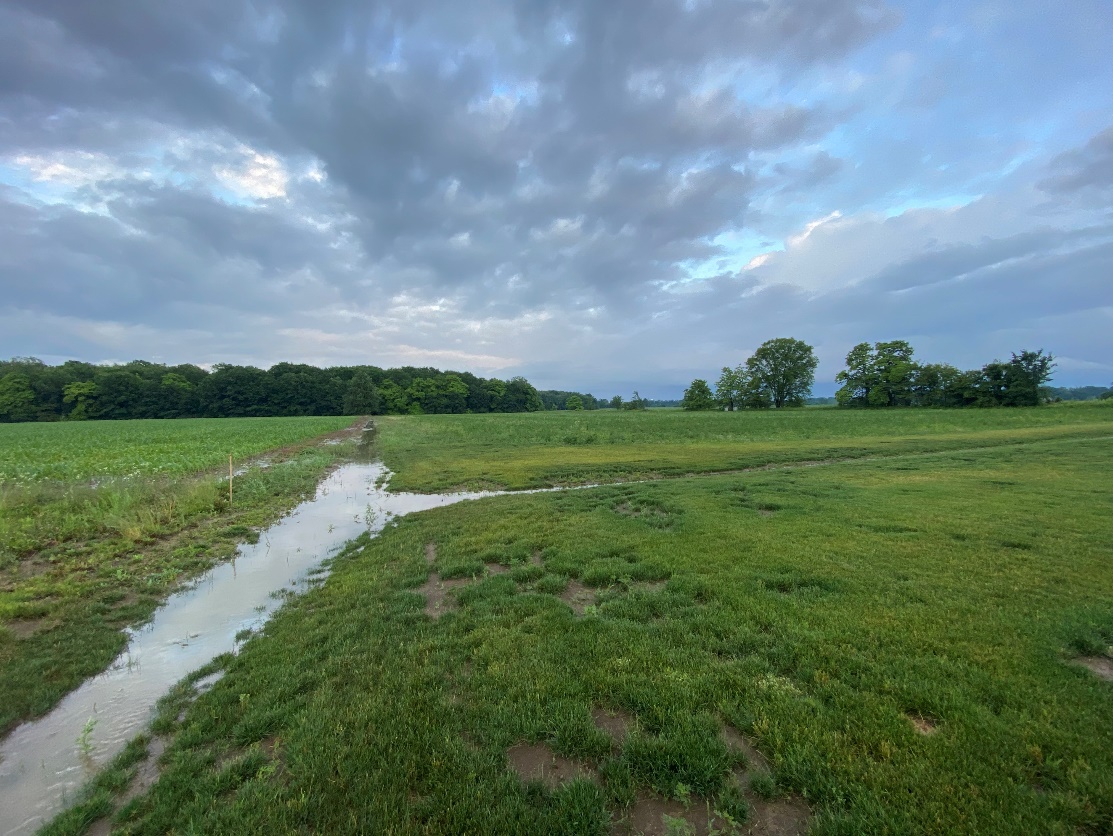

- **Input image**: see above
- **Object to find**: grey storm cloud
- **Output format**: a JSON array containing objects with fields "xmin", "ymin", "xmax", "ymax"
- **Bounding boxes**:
[{"xmin": 0, "ymin": 0, "xmax": 1110, "ymax": 392}]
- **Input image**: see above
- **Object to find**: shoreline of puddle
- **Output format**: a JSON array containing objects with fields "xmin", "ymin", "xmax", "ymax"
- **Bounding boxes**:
[{"xmin": 0, "ymin": 459, "xmax": 548, "ymax": 835}]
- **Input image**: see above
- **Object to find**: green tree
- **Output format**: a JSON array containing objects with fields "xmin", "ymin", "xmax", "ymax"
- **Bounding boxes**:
[
  {"xmin": 63, "ymin": 380, "xmax": 98, "ymax": 420},
  {"xmin": 836, "ymin": 341, "xmax": 919, "ymax": 407},
  {"xmin": 502, "ymin": 377, "xmax": 543, "ymax": 412},
  {"xmin": 715, "ymin": 366, "xmax": 745, "ymax": 411},
  {"xmin": 0, "ymin": 373, "xmax": 37, "ymax": 422},
  {"xmin": 378, "ymin": 380, "xmax": 409, "ymax": 414},
  {"xmin": 343, "ymin": 370, "xmax": 383, "ymax": 414},
  {"xmin": 744, "ymin": 337, "xmax": 818, "ymax": 408},
  {"xmin": 680, "ymin": 379, "xmax": 716, "ymax": 410},
  {"xmin": 565, "ymin": 395, "xmax": 584, "ymax": 410},
  {"xmin": 439, "ymin": 374, "xmax": 470, "ymax": 413},
  {"xmin": 1006, "ymin": 349, "xmax": 1055, "ymax": 406},
  {"xmin": 609, "ymin": 395, "xmax": 623, "ymax": 410}
]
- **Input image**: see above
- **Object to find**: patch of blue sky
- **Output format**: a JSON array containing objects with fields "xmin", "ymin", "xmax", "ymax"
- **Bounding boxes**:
[
  {"xmin": 674, "ymin": 229, "xmax": 779, "ymax": 284},
  {"xmin": 880, "ymin": 193, "xmax": 981, "ymax": 219}
]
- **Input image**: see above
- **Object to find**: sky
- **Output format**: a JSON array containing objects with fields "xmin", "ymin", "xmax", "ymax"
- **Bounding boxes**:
[{"xmin": 1, "ymin": 0, "xmax": 1111, "ymax": 398}]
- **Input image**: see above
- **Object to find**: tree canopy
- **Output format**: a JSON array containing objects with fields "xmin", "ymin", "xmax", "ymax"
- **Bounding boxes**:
[
  {"xmin": 0, "ymin": 358, "xmax": 550, "ymax": 422},
  {"xmin": 680, "ymin": 379, "xmax": 716, "ymax": 411},
  {"xmin": 744, "ymin": 337, "xmax": 818, "ymax": 408},
  {"xmin": 835, "ymin": 343, "xmax": 1056, "ymax": 408}
]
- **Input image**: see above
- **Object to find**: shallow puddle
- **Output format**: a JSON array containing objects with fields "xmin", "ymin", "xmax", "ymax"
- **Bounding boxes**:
[{"xmin": 0, "ymin": 461, "xmax": 513, "ymax": 835}]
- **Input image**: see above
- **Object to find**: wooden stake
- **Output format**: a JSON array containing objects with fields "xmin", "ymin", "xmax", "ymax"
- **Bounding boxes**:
[{"xmin": 229, "ymin": 454, "xmax": 233, "ymax": 505}]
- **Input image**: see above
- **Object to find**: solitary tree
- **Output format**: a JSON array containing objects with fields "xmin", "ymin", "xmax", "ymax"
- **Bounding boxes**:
[
  {"xmin": 744, "ymin": 337, "xmax": 818, "ymax": 408},
  {"xmin": 609, "ymin": 395, "xmax": 623, "ymax": 410},
  {"xmin": 681, "ymin": 379, "xmax": 716, "ymax": 410},
  {"xmin": 565, "ymin": 395, "xmax": 584, "ymax": 410}
]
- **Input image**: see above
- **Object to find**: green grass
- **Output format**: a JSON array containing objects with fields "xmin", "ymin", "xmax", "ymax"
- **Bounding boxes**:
[
  {"xmin": 0, "ymin": 416, "xmax": 363, "ymax": 736},
  {"xmin": 63, "ymin": 412, "xmax": 1113, "ymax": 835},
  {"xmin": 375, "ymin": 402, "xmax": 1113, "ymax": 491},
  {"xmin": 0, "ymin": 416, "xmax": 355, "ymax": 484}
]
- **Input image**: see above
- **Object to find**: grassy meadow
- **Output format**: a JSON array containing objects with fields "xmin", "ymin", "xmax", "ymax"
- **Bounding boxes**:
[
  {"xmin": 0, "ymin": 416, "xmax": 360, "ymax": 736},
  {"xmin": 46, "ymin": 404, "xmax": 1113, "ymax": 835},
  {"xmin": 376, "ymin": 402, "xmax": 1113, "ymax": 491}
]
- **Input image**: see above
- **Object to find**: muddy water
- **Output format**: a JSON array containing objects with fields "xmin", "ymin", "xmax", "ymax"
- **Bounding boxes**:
[{"xmin": 0, "ymin": 462, "xmax": 510, "ymax": 835}]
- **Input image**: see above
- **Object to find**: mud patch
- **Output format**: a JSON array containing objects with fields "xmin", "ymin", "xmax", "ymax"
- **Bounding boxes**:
[
  {"xmin": 561, "ymin": 580, "xmax": 596, "ymax": 615},
  {"xmin": 721, "ymin": 724, "xmax": 771, "ymax": 772},
  {"xmin": 506, "ymin": 741, "xmax": 596, "ymax": 789},
  {"xmin": 87, "ymin": 735, "xmax": 169, "ymax": 836},
  {"xmin": 1076, "ymin": 656, "xmax": 1113, "ymax": 682},
  {"xmin": 746, "ymin": 795, "xmax": 813, "ymax": 836},
  {"xmin": 592, "ymin": 707, "xmax": 635, "ymax": 746},
  {"xmin": 615, "ymin": 792, "xmax": 716, "ymax": 835},
  {"xmin": 418, "ymin": 572, "xmax": 470, "ymax": 619},
  {"xmin": 5, "ymin": 618, "xmax": 55, "ymax": 639},
  {"xmin": 907, "ymin": 713, "xmax": 939, "ymax": 736}
]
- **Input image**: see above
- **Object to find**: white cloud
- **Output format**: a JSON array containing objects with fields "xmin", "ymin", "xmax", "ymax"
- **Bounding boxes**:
[{"xmin": 213, "ymin": 147, "xmax": 289, "ymax": 200}]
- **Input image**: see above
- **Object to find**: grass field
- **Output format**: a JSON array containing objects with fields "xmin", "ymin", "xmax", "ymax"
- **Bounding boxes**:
[
  {"xmin": 47, "ymin": 405, "xmax": 1113, "ymax": 835},
  {"xmin": 376, "ymin": 402, "xmax": 1113, "ymax": 491},
  {"xmin": 0, "ymin": 416, "xmax": 357, "ymax": 484},
  {"xmin": 0, "ymin": 416, "xmax": 360, "ymax": 737}
]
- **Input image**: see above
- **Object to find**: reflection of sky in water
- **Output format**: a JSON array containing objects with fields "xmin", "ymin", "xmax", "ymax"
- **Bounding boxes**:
[{"xmin": 0, "ymin": 462, "xmax": 521, "ymax": 835}]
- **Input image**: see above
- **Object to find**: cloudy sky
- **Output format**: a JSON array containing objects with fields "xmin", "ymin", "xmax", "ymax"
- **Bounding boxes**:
[{"xmin": 1, "ymin": 0, "xmax": 1111, "ymax": 397}]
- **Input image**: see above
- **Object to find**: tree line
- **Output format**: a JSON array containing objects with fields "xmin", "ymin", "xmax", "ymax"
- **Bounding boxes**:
[
  {"xmin": 682, "ymin": 338, "xmax": 1066, "ymax": 410},
  {"xmin": 0, "ymin": 357, "xmax": 569, "ymax": 422}
]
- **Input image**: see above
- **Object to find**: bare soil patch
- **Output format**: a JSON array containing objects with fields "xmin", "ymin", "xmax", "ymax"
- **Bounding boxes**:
[
  {"xmin": 485, "ymin": 562, "xmax": 508, "ymax": 576},
  {"xmin": 592, "ymin": 707, "xmax": 635, "ymax": 746},
  {"xmin": 506, "ymin": 741, "xmax": 596, "ymax": 789},
  {"xmin": 907, "ymin": 713, "xmax": 939, "ymax": 736},
  {"xmin": 1076, "ymin": 656, "xmax": 1113, "ymax": 682},
  {"xmin": 561, "ymin": 580, "xmax": 596, "ymax": 615},
  {"xmin": 615, "ymin": 792, "xmax": 716, "ymax": 835},
  {"xmin": 530, "ymin": 550, "xmax": 544, "ymax": 567},
  {"xmin": 418, "ymin": 572, "xmax": 469, "ymax": 619},
  {"xmin": 721, "ymin": 724, "xmax": 771, "ymax": 772},
  {"xmin": 425, "ymin": 542, "xmax": 437, "ymax": 565},
  {"xmin": 745, "ymin": 795, "xmax": 813, "ymax": 836},
  {"xmin": 5, "ymin": 618, "xmax": 55, "ymax": 639}
]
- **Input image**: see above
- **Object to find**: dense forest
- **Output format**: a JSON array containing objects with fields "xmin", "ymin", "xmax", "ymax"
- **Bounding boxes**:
[{"xmin": 0, "ymin": 357, "xmax": 596, "ymax": 423}]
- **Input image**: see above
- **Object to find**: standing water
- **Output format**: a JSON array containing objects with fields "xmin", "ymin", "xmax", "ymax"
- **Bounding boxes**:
[{"xmin": 0, "ymin": 461, "xmax": 509, "ymax": 835}]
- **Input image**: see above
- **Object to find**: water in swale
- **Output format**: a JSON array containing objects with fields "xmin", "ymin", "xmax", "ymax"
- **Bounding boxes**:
[{"xmin": 0, "ymin": 461, "xmax": 509, "ymax": 835}]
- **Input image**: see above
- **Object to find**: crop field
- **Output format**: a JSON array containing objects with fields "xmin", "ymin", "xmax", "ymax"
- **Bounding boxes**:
[
  {"xmin": 0, "ymin": 416, "xmax": 355, "ymax": 484},
  {"xmin": 0, "ymin": 416, "xmax": 362, "ymax": 737},
  {"xmin": 47, "ymin": 404, "xmax": 1113, "ymax": 835}
]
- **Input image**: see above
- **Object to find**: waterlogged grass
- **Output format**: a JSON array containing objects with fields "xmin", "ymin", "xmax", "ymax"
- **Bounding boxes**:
[
  {"xmin": 0, "ymin": 416, "xmax": 355, "ymax": 484},
  {"xmin": 0, "ymin": 417, "xmax": 363, "ymax": 736},
  {"xmin": 77, "ymin": 430, "xmax": 1113, "ymax": 835},
  {"xmin": 376, "ymin": 402, "xmax": 1113, "ymax": 491}
]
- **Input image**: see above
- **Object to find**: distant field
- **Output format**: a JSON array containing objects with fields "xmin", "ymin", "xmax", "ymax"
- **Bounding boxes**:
[
  {"xmin": 377, "ymin": 402, "xmax": 1113, "ymax": 491},
  {"xmin": 0, "ymin": 416, "xmax": 356, "ymax": 484}
]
